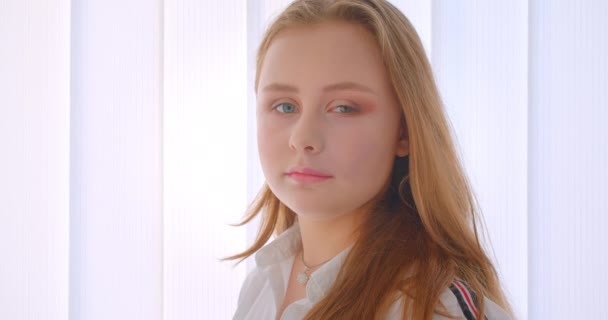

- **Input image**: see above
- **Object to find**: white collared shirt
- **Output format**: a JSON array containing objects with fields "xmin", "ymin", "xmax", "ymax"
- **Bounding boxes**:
[{"xmin": 233, "ymin": 223, "xmax": 512, "ymax": 320}]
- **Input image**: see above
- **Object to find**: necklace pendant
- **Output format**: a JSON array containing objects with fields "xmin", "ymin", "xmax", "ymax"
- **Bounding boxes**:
[{"xmin": 297, "ymin": 271, "xmax": 309, "ymax": 284}]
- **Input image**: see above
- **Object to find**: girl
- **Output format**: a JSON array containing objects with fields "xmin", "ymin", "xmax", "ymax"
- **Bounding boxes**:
[{"xmin": 227, "ymin": 0, "xmax": 513, "ymax": 319}]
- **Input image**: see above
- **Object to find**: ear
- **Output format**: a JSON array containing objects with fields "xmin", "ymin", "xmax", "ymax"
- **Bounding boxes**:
[
  {"xmin": 395, "ymin": 116, "xmax": 409, "ymax": 157},
  {"xmin": 396, "ymin": 136, "xmax": 409, "ymax": 157}
]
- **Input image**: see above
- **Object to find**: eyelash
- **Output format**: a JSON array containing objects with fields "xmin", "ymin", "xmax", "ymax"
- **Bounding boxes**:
[{"xmin": 272, "ymin": 102, "xmax": 358, "ymax": 114}]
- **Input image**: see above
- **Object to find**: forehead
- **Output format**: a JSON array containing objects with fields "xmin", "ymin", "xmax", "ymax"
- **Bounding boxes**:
[{"xmin": 258, "ymin": 20, "xmax": 391, "ymax": 95}]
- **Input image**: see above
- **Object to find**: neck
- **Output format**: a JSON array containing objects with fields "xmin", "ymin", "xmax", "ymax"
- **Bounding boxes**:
[{"xmin": 297, "ymin": 209, "xmax": 368, "ymax": 266}]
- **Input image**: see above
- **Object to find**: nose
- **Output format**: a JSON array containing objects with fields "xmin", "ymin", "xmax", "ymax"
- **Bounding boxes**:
[{"xmin": 289, "ymin": 111, "xmax": 324, "ymax": 154}]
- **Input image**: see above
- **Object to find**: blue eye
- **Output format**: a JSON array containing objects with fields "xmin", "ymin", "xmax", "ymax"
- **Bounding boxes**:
[
  {"xmin": 335, "ymin": 105, "xmax": 356, "ymax": 113},
  {"xmin": 274, "ymin": 103, "xmax": 296, "ymax": 113}
]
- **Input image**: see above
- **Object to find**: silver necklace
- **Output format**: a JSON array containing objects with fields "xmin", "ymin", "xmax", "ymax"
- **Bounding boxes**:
[{"xmin": 296, "ymin": 251, "xmax": 331, "ymax": 285}]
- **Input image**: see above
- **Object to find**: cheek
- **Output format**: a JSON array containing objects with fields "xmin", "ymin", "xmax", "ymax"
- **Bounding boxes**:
[
  {"xmin": 257, "ymin": 127, "xmax": 274, "ymax": 158},
  {"xmin": 257, "ymin": 115, "xmax": 287, "ymax": 146},
  {"xmin": 257, "ymin": 124, "xmax": 287, "ymax": 173},
  {"xmin": 342, "ymin": 141, "xmax": 387, "ymax": 170},
  {"xmin": 332, "ymin": 128, "xmax": 395, "ymax": 180}
]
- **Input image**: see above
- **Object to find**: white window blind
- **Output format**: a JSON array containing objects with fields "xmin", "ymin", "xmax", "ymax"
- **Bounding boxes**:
[{"xmin": 0, "ymin": 1, "xmax": 606, "ymax": 319}]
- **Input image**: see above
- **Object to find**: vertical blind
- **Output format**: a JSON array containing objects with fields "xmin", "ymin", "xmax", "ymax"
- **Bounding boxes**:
[
  {"xmin": 69, "ymin": 0, "xmax": 163, "ymax": 319},
  {"xmin": 0, "ymin": 1, "xmax": 606, "ymax": 319},
  {"xmin": 0, "ymin": 1, "xmax": 71, "ymax": 319}
]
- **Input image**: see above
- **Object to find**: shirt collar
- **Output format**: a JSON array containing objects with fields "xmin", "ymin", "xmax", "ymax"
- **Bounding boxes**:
[
  {"xmin": 254, "ymin": 221, "xmax": 354, "ymax": 304},
  {"xmin": 254, "ymin": 222, "xmax": 302, "ymax": 267}
]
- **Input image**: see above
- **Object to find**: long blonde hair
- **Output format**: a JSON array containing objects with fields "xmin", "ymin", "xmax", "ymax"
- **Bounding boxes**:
[{"xmin": 226, "ymin": 0, "xmax": 512, "ymax": 319}]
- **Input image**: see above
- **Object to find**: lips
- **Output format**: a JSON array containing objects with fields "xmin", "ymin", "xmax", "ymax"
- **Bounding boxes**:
[{"xmin": 286, "ymin": 166, "xmax": 332, "ymax": 177}]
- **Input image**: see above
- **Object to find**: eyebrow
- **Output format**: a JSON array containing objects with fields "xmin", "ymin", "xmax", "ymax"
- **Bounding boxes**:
[{"xmin": 261, "ymin": 81, "xmax": 377, "ymax": 95}]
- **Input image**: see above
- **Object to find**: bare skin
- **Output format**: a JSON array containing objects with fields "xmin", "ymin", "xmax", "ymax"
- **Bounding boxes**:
[
  {"xmin": 276, "ymin": 249, "xmax": 324, "ymax": 320},
  {"xmin": 276, "ymin": 249, "xmax": 308, "ymax": 320}
]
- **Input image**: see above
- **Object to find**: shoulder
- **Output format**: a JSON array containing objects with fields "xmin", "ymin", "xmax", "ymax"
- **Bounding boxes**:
[
  {"xmin": 235, "ymin": 266, "xmax": 266, "ymax": 308},
  {"xmin": 234, "ymin": 253, "xmax": 299, "ymax": 319},
  {"xmin": 233, "ymin": 266, "xmax": 275, "ymax": 319},
  {"xmin": 385, "ymin": 279, "xmax": 513, "ymax": 320},
  {"xmin": 437, "ymin": 279, "xmax": 512, "ymax": 320}
]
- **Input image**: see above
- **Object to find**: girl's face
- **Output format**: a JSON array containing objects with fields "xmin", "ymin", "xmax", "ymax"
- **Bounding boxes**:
[{"xmin": 256, "ymin": 20, "xmax": 408, "ymax": 222}]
